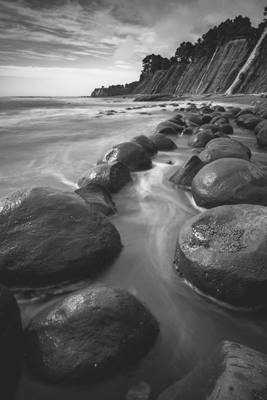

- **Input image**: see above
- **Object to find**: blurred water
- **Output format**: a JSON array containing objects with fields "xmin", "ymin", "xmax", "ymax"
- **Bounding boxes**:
[{"xmin": 0, "ymin": 97, "xmax": 266, "ymax": 400}]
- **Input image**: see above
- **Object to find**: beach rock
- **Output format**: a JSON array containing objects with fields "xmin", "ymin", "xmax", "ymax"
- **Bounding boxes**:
[
  {"xmin": 170, "ymin": 156, "xmax": 204, "ymax": 190},
  {"xmin": 257, "ymin": 125, "xmax": 267, "ymax": 148},
  {"xmin": 199, "ymin": 124, "xmax": 221, "ymax": 133},
  {"xmin": 156, "ymin": 121, "xmax": 184, "ymax": 135},
  {"xmin": 213, "ymin": 105, "xmax": 225, "ymax": 112},
  {"xmin": 255, "ymin": 120, "xmax": 267, "ymax": 135},
  {"xmin": 157, "ymin": 341, "xmax": 267, "ymax": 400},
  {"xmin": 192, "ymin": 158, "xmax": 267, "ymax": 208},
  {"xmin": 201, "ymin": 115, "xmax": 212, "ymax": 124},
  {"xmin": 199, "ymin": 138, "xmax": 251, "ymax": 164},
  {"xmin": 149, "ymin": 134, "xmax": 177, "ymax": 151},
  {"xmin": 78, "ymin": 162, "xmax": 132, "ymax": 193},
  {"xmin": 219, "ymin": 124, "xmax": 234, "ymax": 135},
  {"xmin": 182, "ymin": 127, "xmax": 196, "ymax": 136},
  {"xmin": 175, "ymin": 204, "xmax": 267, "ymax": 307},
  {"xmin": 212, "ymin": 116, "xmax": 229, "ymax": 126},
  {"xmin": 184, "ymin": 114, "xmax": 203, "ymax": 127},
  {"xmin": 188, "ymin": 130, "xmax": 217, "ymax": 148},
  {"xmin": 0, "ymin": 187, "xmax": 122, "ymax": 286},
  {"xmin": 75, "ymin": 183, "xmax": 116, "ymax": 216},
  {"xmin": 0, "ymin": 285, "xmax": 23, "ymax": 399},
  {"xmin": 25, "ymin": 285, "xmax": 159, "ymax": 383},
  {"xmin": 103, "ymin": 142, "xmax": 152, "ymax": 172},
  {"xmin": 236, "ymin": 114, "xmax": 263, "ymax": 129},
  {"xmin": 132, "ymin": 135, "xmax": 158, "ymax": 156},
  {"xmin": 236, "ymin": 108, "xmax": 255, "ymax": 117}
]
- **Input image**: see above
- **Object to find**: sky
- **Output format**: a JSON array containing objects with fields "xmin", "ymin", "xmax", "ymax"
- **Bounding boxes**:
[{"xmin": 0, "ymin": 0, "xmax": 266, "ymax": 96}]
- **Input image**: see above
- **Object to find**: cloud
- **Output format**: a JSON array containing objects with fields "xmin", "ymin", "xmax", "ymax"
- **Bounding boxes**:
[{"xmin": 0, "ymin": 0, "xmax": 266, "ymax": 95}]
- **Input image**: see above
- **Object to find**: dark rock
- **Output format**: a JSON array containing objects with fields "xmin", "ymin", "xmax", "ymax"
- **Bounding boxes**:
[
  {"xmin": 236, "ymin": 114, "xmax": 263, "ymax": 129},
  {"xmin": 0, "ymin": 187, "xmax": 122, "ymax": 286},
  {"xmin": 236, "ymin": 108, "xmax": 255, "ymax": 117},
  {"xmin": 201, "ymin": 115, "xmax": 212, "ymax": 124},
  {"xmin": 255, "ymin": 120, "xmax": 267, "ymax": 135},
  {"xmin": 103, "ymin": 142, "xmax": 152, "ymax": 172},
  {"xmin": 157, "ymin": 341, "xmax": 267, "ymax": 400},
  {"xmin": 169, "ymin": 156, "xmax": 205, "ymax": 190},
  {"xmin": 149, "ymin": 134, "xmax": 177, "ymax": 151},
  {"xmin": 192, "ymin": 158, "xmax": 267, "ymax": 208},
  {"xmin": 199, "ymin": 124, "xmax": 221, "ymax": 133},
  {"xmin": 257, "ymin": 125, "xmax": 267, "ymax": 148},
  {"xmin": 199, "ymin": 138, "xmax": 251, "ymax": 164},
  {"xmin": 188, "ymin": 129, "xmax": 217, "ymax": 148},
  {"xmin": 75, "ymin": 183, "xmax": 116, "ymax": 216},
  {"xmin": 200, "ymin": 106, "xmax": 212, "ymax": 114},
  {"xmin": 175, "ymin": 204, "xmax": 267, "ymax": 307},
  {"xmin": 219, "ymin": 124, "xmax": 234, "ymax": 135},
  {"xmin": 132, "ymin": 135, "xmax": 158, "ymax": 156},
  {"xmin": 212, "ymin": 116, "xmax": 229, "ymax": 126},
  {"xmin": 226, "ymin": 106, "xmax": 241, "ymax": 115},
  {"xmin": 25, "ymin": 285, "xmax": 159, "ymax": 383},
  {"xmin": 156, "ymin": 121, "xmax": 184, "ymax": 135},
  {"xmin": 213, "ymin": 105, "xmax": 225, "ymax": 112},
  {"xmin": 184, "ymin": 114, "xmax": 203, "ymax": 127},
  {"xmin": 0, "ymin": 285, "xmax": 23, "ymax": 399},
  {"xmin": 78, "ymin": 162, "xmax": 131, "ymax": 193}
]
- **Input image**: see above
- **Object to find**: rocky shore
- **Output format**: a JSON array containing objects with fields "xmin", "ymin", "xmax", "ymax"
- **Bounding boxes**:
[{"xmin": 1, "ymin": 98, "xmax": 267, "ymax": 399}]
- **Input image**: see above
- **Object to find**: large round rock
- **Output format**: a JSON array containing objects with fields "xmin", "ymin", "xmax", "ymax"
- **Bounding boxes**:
[
  {"xmin": 175, "ymin": 204, "xmax": 267, "ymax": 307},
  {"xmin": 192, "ymin": 158, "xmax": 267, "ymax": 208},
  {"xmin": 103, "ymin": 142, "xmax": 152, "ymax": 172},
  {"xmin": 78, "ymin": 162, "xmax": 132, "ymax": 193},
  {"xmin": 0, "ymin": 187, "xmax": 122, "ymax": 285},
  {"xmin": 199, "ymin": 137, "xmax": 251, "ymax": 164},
  {"xmin": 149, "ymin": 134, "xmax": 177, "ymax": 151},
  {"xmin": 0, "ymin": 285, "xmax": 23, "ymax": 399},
  {"xmin": 158, "ymin": 341, "xmax": 267, "ymax": 400},
  {"xmin": 132, "ymin": 135, "xmax": 158, "ymax": 156},
  {"xmin": 25, "ymin": 285, "xmax": 159, "ymax": 383}
]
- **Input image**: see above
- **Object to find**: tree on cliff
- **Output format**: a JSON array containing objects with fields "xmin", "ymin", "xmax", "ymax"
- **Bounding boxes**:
[
  {"xmin": 140, "ymin": 54, "xmax": 171, "ymax": 78},
  {"xmin": 174, "ymin": 42, "xmax": 194, "ymax": 63}
]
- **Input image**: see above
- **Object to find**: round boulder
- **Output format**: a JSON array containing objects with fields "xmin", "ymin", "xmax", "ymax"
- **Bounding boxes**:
[
  {"xmin": 199, "ymin": 137, "xmax": 251, "ymax": 164},
  {"xmin": 157, "ymin": 341, "xmax": 267, "ymax": 400},
  {"xmin": 78, "ymin": 162, "xmax": 132, "ymax": 193},
  {"xmin": 25, "ymin": 285, "xmax": 159, "ymax": 383},
  {"xmin": 103, "ymin": 142, "xmax": 152, "ymax": 172},
  {"xmin": 175, "ymin": 204, "xmax": 267, "ymax": 307},
  {"xmin": 0, "ymin": 285, "xmax": 23, "ymax": 399},
  {"xmin": 192, "ymin": 158, "xmax": 267, "ymax": 208},
  {"xmin": 236, "ymin": 114, "xmax": 262, "ymax": 130},
  {"xmin": 156, "ymin": 121, "xmax": 184, "ymax": 135},
  {"xmin": 132, "ymin": 135, "xmax": 158, "ymax": 156},
  {"xmin": 0, "ymin": 187, "xmax": 122, "ymax": 286},
  {"xmin": 188, "ymin": 129, "xmax": 217, "ymax": 148},
  {"xmin": 149, "ymin": 134, "xmax": 177, "ymax": 151}
]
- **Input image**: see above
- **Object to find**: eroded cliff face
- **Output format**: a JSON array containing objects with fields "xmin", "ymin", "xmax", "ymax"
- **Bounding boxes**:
[
  {"xmin": 91, "ymin": 34, "xmax": 267, "ymax": 97},
  {"xmin": 133, "ymin": 38, "xmax": 252, "ymax": 95}
]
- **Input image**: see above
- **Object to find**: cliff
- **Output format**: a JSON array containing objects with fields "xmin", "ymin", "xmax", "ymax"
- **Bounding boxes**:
[
  {"xmin": 91, "ymin": 33, "xmax": 267, "ymax": 97},
  {"xmin": 91, "ymin": 82, "xmax": 139, "ymax": 97}
]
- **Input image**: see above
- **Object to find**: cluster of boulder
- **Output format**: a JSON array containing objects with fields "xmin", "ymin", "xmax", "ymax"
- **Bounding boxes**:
[
  {"xmin": 154, "ymin": 101, "xmax": 267, "ymax": 399},
  {"xmin": 1, "ymin": 100, "xmax": 267, "ymax": 399},
  {"xmin": 0, "ymin": 128, "xmax": 178, "ymax": 394}
]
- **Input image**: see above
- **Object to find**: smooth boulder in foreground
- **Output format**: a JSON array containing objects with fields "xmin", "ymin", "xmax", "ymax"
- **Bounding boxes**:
[
  {"xmin": 149, "ymin": 134, "xmax": 177, "ymax": 151},
  {"xmin": 78, "ymin": 161, "xmax": 132, "ymax": 193},
  {"xmin": 25, "ymin": 285, "xmax": 159, "ymax": 383},
  {"xmin": 0, "ymin": 285, "xmax": 23, "ymax": 399},
  {"xmin": 103, "ymin": 142, "xmax": 152, "ymax": 172},
  {"xmin": 175, "ymin": 204, "xmax": 267, "ymax": 307},
  {"xmin": 158, "ymin": 341, "xmax": 267, "ymax": 400},
  {"xmin": 192, "ymin": 158, "xmax": 267, "ymax": 208},
  {"xmin": 0, "ymin": 187, "xmax": 122, "ymax": 286}
]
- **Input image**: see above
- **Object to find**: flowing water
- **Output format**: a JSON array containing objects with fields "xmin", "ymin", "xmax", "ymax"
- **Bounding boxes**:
[{"xmin": 0, "ymin": 97, "xmax": 267, "ymax": 400}]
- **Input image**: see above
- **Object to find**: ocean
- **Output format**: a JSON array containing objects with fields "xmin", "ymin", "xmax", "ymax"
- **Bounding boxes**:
[{"xmin": 1, "ymin": 97, "xmax": 267, "ymax": 400}]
